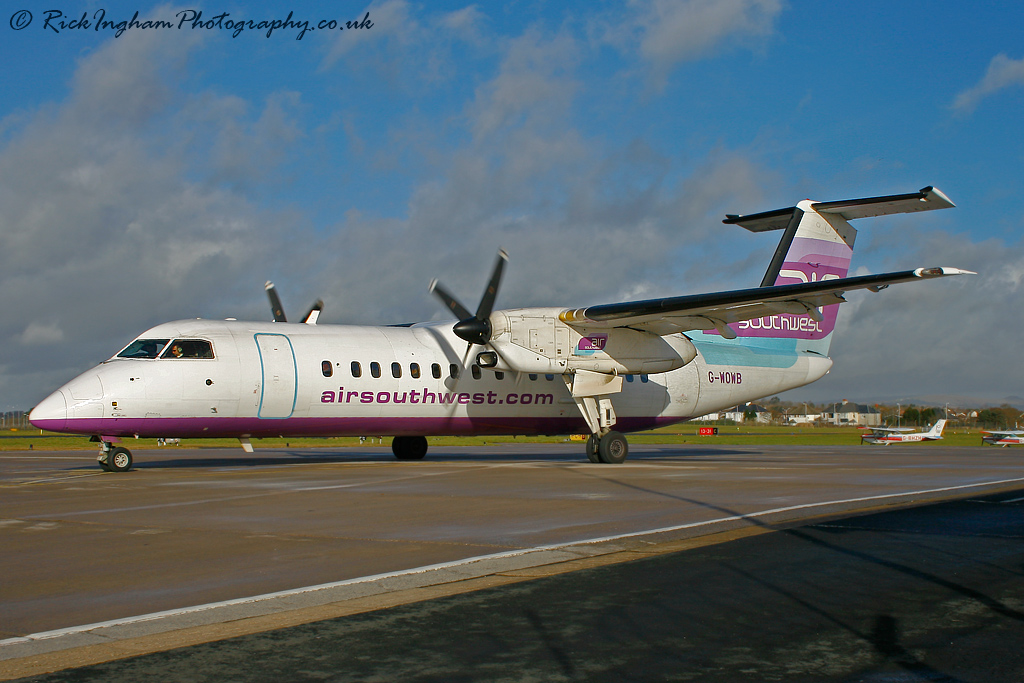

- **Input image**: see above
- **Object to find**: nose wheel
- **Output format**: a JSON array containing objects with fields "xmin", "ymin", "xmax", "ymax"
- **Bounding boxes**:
[{"xmin": 98, "ymin": 443, "xmax": 133, "ymax": 472}]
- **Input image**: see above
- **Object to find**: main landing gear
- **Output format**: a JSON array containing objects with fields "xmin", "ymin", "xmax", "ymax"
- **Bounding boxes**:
[
  {"xmin": 97, "ymin": 441, "xmax": 133, "ymax": 472},
  {"xmin": 586, "ymin": 431, "xmax": 629, "ymax": 464},
  {"xmin": 388, "ymin": 433, "xmax": 628, "ymax": 464},
  {"xmin": 392, "ymin": 435, "xmax": 428, "ymax": 461}
]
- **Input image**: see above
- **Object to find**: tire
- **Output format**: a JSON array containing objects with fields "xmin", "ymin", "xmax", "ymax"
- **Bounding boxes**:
[
  {"xmin": 97, "ymin": 455, "xmax": 112, "ymax": 472},
  {"xmin": 392, "ymin": 436, "xmax": 428, "ymax": 461},
  {"xmin": 597, "ymin": 431, "xmax": 628, "ymax": 464},
  {"xmin": 108, "ymin": 447, "xmax": 133, "ymax": 472},
  {"xmin": 586, "ymin": 434, "xmax": 600, "ymax": 463}
]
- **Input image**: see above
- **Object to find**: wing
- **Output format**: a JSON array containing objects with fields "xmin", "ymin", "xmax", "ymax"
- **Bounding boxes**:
[
  {"xmin": 558, "ymin": 267, "xmax": 974, "ymax": 336},
  {"xmin": 867, "ymin": 427, "xmax": 915, "ymax": 433},
  {"xmin": 984, "ymin": 430, "xmax": 1024, "ymax": 436}
]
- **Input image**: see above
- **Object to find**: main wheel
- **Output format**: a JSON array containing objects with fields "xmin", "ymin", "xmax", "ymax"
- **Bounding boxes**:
[
  {"xmin": 392, "ymin": 436, "xmax": 428, "ymax": 461},
  {"xmin": 586, "ymin": 434, "xmax": 600, "ymax": 463},
  {"xmin": 108, "ymin": 447, "xmax": 133, "ymax": 472},
  {"xmin": 597, "ymin": 431, "xmax": 628, "ymax": 464}
]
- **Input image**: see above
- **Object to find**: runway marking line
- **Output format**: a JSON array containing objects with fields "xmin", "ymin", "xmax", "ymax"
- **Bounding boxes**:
[{"xmin": 3, "ymin": 474, "xmax": 1024, "ymax": 680}]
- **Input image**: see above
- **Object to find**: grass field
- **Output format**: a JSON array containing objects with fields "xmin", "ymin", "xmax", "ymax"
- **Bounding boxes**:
[{"xmin": 0, "ymin": 424, "xmax": 1002, "ymax": 451}]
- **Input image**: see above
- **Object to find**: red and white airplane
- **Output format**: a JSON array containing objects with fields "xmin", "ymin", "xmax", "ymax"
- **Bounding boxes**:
[
  {"xmin": 861, "ymin": 419, "xmax": 947, "ymax": 445},
  {"xmin": 29, "ymin": 186, "xmax": 972, "ymax": 471},
  {"xmin": 981, "ymin": 430, "xmax": 1024, "ymax": 446}
]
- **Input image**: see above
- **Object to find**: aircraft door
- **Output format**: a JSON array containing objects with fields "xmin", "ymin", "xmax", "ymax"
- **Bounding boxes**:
[{"xmin": 255, "ymin": 333, "xmax": 297, "ymax": 418}]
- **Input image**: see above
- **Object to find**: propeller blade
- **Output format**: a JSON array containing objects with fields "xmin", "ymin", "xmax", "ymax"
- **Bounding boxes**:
[
  {"xmin": 265, "ymin": 281, "xmax": 287, "ymax": 322},
  {"xmin": 429, "ymin": 249, "xmax": 508, "ymax": 347},
  {"xmin": 429, "ymin": 279, "xmax": 474, "ymax": 321},
  {"xmin": 475, "ymin": 249, "xmax": 508, "ymax": 320},
  {"xmin": 302, "ymin": 299, "xmax": 324, "ymax": 325}
]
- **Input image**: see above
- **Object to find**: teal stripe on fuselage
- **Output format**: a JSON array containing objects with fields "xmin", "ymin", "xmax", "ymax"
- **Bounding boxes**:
[{"xmin": 694, "ymin": 336, "xmax": 801, "ymax": 369}]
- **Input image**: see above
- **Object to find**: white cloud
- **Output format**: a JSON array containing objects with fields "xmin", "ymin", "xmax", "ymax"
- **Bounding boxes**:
[
  {"xmin": 320, "ymin": 0, "xmax": 488, "ymax": 85},
  {"xmin": 952, "ymin": 53, "xmax": 1024, "ymax": 114},
  {"xmin": 787, "ymin": 227, "xmax": 1024, "ymax": 404},
  {"xmin": 600, "ymin": 0, "xmax": 783, "ymax": 89},
  {"xmin": 0, "ymin": 22, "xmax": 307, "ymax": 410},
  {"xmin": 20, "ymin": 322, "xmax": 64, "ymax": 346}
]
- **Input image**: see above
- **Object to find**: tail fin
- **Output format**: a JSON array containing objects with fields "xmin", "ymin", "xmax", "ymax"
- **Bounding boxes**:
[
  {"xmin": 928, "ymin": 419, "xmax": 947, "ymax": 437},
  {"xmin": 723, "ymin": 187, "xmax": 954, "ymax": 354}
]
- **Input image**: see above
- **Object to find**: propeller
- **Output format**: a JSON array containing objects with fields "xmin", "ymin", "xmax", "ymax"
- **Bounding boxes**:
[
  {"xmin": 429, "ymin": 249, "xmax": 508, "ymax": 346},
  {"xmin": 266, "ymin": 281, "xmax": 287, "ymax": 322},
  {"xmin": 265, "ymin": 281, "xmax": 324, "ymax": 324}
]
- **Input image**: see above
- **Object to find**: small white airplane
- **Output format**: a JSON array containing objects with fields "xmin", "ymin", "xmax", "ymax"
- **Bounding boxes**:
[
  {"xmin": 981, "ymin": 430, "xmax": 1024, "ymax": 446},
  {"xmin": 861, "ymin": 419, "xmax": 947, "ymax": 445},
  {"xmin": 30, "ymin": 186, "xmax": 973, "ymax": 471}
]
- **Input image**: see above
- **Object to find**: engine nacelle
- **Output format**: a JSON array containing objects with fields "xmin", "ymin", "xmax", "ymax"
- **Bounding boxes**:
[{"xmin": 485, "ymin": 309, "xmax": 697, "ymax": 376}]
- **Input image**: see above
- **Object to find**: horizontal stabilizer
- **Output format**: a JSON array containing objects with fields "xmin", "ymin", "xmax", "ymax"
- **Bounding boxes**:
[
  {"xmin": 812, "ymin": 186, "xmax": 955, "ymax": 220},
  {"xmin": 724, "ymin": 186, "xmax": 954, "ymax": 232}
]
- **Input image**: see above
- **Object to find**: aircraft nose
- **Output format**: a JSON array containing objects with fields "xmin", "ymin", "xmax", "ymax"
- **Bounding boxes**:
[{"xmin": 29, "ymin": 390, "xmax": 68, "ymax": 433}]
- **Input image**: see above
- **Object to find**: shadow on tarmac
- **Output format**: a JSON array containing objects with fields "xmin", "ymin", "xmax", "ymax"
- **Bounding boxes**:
[{"xmin": 15, "ymin": 490, "xmax": 1024, "ymax": 682}]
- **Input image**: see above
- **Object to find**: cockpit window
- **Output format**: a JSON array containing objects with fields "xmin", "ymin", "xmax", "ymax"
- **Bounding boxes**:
[
  {"xmin": 117, "ymin": 339, "xmax": 170, "ymax": 359},
  {"xmin": 160, "ymin": 339, "xmax": 215, "ymax": 359}
]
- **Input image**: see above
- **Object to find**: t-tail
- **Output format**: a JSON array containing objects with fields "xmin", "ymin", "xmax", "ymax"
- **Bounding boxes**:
[{"xmin": 723, "ymin": 186, "xmax": 955, "ymax": 356}]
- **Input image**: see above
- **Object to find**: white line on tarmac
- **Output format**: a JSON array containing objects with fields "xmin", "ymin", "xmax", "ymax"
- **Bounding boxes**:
[
  {"xmin": 19, "ymin": 463, "xmax": 505, "ymax": 517},
  {"xmin": 4, "ymin": 474, "xmax": 1024, "ymax": 648},
  {"xmin": 5, "ymin": 473, "xmax": 107, "ymax": 486}
]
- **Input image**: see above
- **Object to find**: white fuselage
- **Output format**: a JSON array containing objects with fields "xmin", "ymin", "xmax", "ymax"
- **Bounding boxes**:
[{"xmin": 30, "ymin": 318, "xmax": 832, "ymax": 440}]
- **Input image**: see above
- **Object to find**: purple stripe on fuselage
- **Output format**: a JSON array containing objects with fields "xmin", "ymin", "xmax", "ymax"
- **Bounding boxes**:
[{"xmin": 35, "ymin": 415, "xmax": 686, "ymax": 440}]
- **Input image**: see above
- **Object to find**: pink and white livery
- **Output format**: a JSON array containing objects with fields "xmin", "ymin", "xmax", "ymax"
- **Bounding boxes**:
[
  {"xmin": 861, "ymin": 419, "xmax": 947, "ymax": 445},
  {"xmin": 30, "ymin": 186, "xmax": 973, "ymax": 471}
]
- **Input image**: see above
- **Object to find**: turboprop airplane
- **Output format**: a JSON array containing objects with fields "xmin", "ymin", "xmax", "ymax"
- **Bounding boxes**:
[
  {"xmin": 30, "ymin": 186, "xmax": 973, "ymax": 471},
  {"xmin": 981, "ymin": 430, "xmax": 1024, "ymax": 446},
  {"xmin": 861, "ymin": 419, "xmax": 947, "ymax": 445}
]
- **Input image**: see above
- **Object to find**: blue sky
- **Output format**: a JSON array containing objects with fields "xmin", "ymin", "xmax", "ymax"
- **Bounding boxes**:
[{"xmin": 2, "ymin": 0, "xmax": 1023, "ymax": 411}]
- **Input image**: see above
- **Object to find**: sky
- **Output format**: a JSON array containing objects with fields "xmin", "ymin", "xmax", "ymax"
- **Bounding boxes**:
[{"xmin": 1, "ymin": 0, "xmax": 1023, "ymax": 412}]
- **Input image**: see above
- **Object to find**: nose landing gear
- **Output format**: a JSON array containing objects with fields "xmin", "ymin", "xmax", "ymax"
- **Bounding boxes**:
[{"xmin": 98, "ymin": 442, "xmax": 133, "ymax": 472}]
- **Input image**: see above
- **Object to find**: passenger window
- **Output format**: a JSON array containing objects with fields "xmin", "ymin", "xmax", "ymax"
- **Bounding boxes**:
[
  {"xmin": 351, "ymin": 361, "xmax": 362, "ymax": 378},
  {"xmin": 392, "ymin": 362, "xmax": 402, "ymax": 379},
  {"xmin": 450, "ymin": 364, "xmax": 460, "ymax": 379},
  {"xmin": 471, "ymin": 365, "xmax": 481, "ymax": 380},
  {"xmin": 322, "ymin": 361, "xmax": 333, "ymax": 378},
  {"xmin": 410, "ymin": 363, "xmax": 421, "ymax": 379},
  {"xmin": 431, "ymin": 363, "xmax": 442, "ymax": 379},
  {"xmin": 495, "ymin": 371, "xmax": 504, "ymax": 380},
  {"xmin": 529, "ymin": 373, "xmax": 538, "ymax": 381},
  {"xmin": 161, "ymin": 339, "xmax": 214, "ymax": 359},
  {"xmin": 545, "ymin": 374, "xmax": 554, "ymax": 381},
  {"xmin": 625, "ymin": 375, "xmax": 634, "ymax": 383},
  {"xmin": 117, "ymin": 338, "xmax": 170, "ymax": 359},
  {"xmin": 640, "ymin": 374, "xmax": 649, "ymax": 383},
  {"xmin": 370, "ymin": 362, "xmax": 381, "ymax": 378}
]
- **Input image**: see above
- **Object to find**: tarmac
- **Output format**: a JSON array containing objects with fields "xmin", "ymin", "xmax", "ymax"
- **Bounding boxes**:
[{"xmin": 2, "ymin": 443, "xmax": 1023, "ymax": 680}]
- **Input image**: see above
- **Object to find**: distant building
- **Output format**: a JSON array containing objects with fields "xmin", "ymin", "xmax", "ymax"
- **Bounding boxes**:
[
  {"xmin": 824, "ymin": 400, "xmax": 881, "ymax": 426},
  {"xmin": 696, "ymin": 403, "xmax": 771, "ymax": 424},
  {"xmin": 1, "ymin": 411, "xmax": 31, "ymax": 430},
  {"xmin": 784, "ymin": 412, "xmax": 821, "ymax": 425}
]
